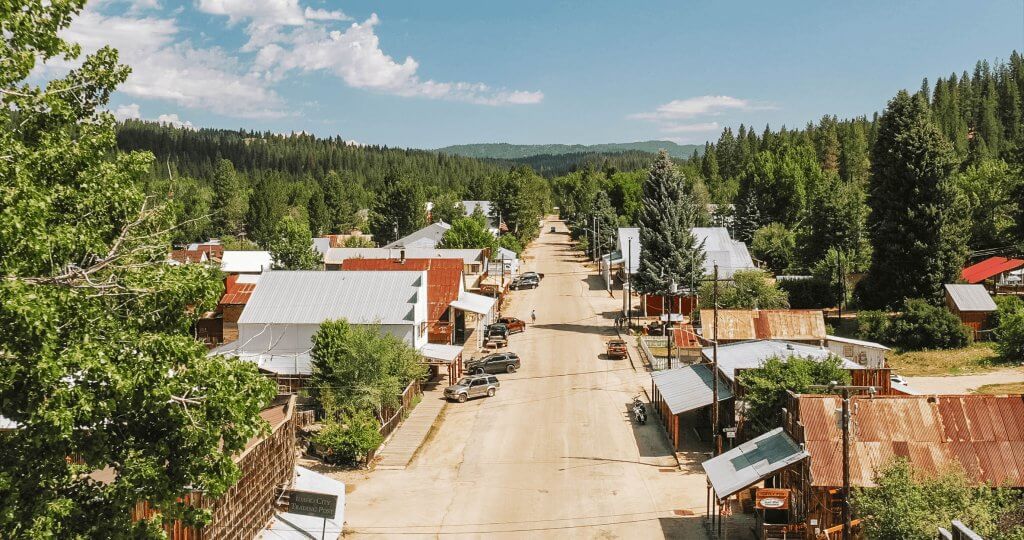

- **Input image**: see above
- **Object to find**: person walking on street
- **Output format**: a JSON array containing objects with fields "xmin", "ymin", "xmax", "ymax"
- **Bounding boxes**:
[{"xmin": 531, "ymin": 309, "xmax": 537, "ymax": 324}]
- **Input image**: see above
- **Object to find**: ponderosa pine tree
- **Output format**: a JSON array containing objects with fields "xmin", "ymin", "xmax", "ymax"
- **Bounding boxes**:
[
  {"xmin": 858, "ymin": 91, "xmax": 968, "ymax": 309},
  {"xmin": 210, "ymin": 158, "xmax": 246, "ymax": 236},
  {"xmin": 634, "ymin": 150, "xmax": 706, "ymax": 295},
  {"xmin": 0, "ymin": 2, "xmax": 274, "ymax": 536},
  {"xmin": 368, "ymin": 171, "xmax": 426, "ymax": 244},
  {"xmin": 591, "ymin": 190, "xmax": 618, "ymax": 255}
]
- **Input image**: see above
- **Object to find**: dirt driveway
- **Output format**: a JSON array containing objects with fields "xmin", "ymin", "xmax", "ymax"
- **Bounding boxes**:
[
  {"xmin": 337, "ymin": 219, "xmax": 710, "ymax": 538},
  {"xmin": 904, "ymin": 367, "xmax": 1024, "ymax": 394}
]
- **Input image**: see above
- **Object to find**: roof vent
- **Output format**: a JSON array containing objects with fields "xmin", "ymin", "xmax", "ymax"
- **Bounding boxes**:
[{"xmin": 786, "ymin": 343, "xmax": 795, "ymax": 350}]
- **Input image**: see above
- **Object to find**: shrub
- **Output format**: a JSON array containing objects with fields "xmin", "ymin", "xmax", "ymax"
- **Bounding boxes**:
[
  {"xmin": 856, "ymin": 310, "xmax": 891, "ymax": 343},
  {"xmin": 991, "ymin": 295, "xmax": 1024, "ymax": 330},
  {"xmin": 778, "ymin": 277, "xmax": 835, "ymax": 308},
  {"xmin": 888, "ymin": 299, "xmax": 970, "ymax": 350},
  {"xmin": 995, "ymin": 311, "xmax": 1024, "ymax": 362},
  {"xmin": 312, "ymin": 410, "xmax": 383, "ymax": 465}
]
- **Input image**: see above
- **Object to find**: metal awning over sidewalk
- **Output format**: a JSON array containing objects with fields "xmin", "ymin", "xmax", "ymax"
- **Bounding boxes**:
[
  {"xmin": 420, "ymin": 343, "xmax": 464, "ymax": 364},
  {"xmin": 450, "ymin": 291, "xmax": 496, "ymax": 315},
  {"xmin": 651, "ymin": 365, "xmax": 732, "ymax": 415},
  {"xmin": 702, "ymin": 427, "xmax": 808, "ymax": 500}
]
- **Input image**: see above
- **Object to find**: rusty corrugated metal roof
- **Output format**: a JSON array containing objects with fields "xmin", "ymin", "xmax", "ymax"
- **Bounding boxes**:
[
  {"xmin": 340, "ymin": 258, "xmax": 463, "ymax": 322},
  {"xmin": 700, "ymin": 310, "xmax": 826, "ymax": 341},
  {"xmin": 220, "ymin": 274, "xmax": 257, "ymax": 306},
  {"xmin": 796, "ymin": 394, "xmax": 1024, "ymax": 487}
]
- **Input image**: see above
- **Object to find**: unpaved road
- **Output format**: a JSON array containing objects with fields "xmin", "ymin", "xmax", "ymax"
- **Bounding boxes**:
[
  {"xmin": 338, "ymin": 219, "xmax": 708, "ymax": 538},
  {"xmin": 904, "ymin": 367, "xmax": 1024, "ymax": 394}
]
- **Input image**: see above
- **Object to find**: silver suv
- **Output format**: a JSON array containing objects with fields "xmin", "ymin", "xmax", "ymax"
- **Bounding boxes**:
[{"xmin": 444, "ymin": 375, "xmax": 500, "ymax": 403}]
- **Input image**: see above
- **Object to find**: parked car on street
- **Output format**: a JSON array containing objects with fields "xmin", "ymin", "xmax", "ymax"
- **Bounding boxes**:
[
  {"xmin": 606, "ymin": 339, "xmax": 627, "ymax": 359},
  {"xmin": 444, "ymin": 375, "xmax": 500, "ymax": 403},
  {"xmin": 465, "ymin": 352, "xmax": 521, "ymax": 374},
  {"xmin": 511, "ymin": 275, "xmax": 539, "ymax": 290},
  {"xmin": 496, "ymin": 317, "xmax": 526, "ymax": 333},
  {"xmin": 521, "ymin": 271, "xmax": 544, "ymax": 281}
]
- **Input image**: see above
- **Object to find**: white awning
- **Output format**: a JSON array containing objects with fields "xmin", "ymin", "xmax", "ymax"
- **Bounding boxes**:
[
  {"xmin": 420, "ymin": 343, "xmax": 463, "ymax": 363},
  {"xmin": 262, "ymin": 466, "xmax": 345, "ymax": 539},
  {"xmin": 451, "ymin": 291, "xmax": 496, "ymax": 315}
]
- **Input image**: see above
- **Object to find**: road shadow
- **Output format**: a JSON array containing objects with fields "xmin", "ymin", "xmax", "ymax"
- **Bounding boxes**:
[
  {"xmin": 625, "ymin": 401, "xmax": 673, "ymax": 458},
  {"xmin": 584, "ymin": 274, "xmax": 609, "ymax": 291},
  {"xmin": 533, "ymin": 323, "xmax": 617, "ymax": 336},
  {"xmin": 659, "ymin": 516, "xmax": 711, "ymax": 540}
]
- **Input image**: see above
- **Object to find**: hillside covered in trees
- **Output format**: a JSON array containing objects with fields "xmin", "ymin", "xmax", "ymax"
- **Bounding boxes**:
[{"xmin": 436, "ymin": 140, "xmax": 701, "ymax": 159}]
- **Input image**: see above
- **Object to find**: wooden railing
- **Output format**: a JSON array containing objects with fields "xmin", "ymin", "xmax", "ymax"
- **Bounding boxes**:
[{"xmin": 378, "ymin": 380, "xmax": 423, "ymax": 442}]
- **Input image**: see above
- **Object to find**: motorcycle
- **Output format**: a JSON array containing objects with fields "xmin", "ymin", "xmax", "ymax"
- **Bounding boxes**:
[{"xmin": 632, "ymin": 395, "xmax": 647, "ymax": 424}]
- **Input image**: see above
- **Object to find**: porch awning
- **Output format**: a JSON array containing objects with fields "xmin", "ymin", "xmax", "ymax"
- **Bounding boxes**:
[
  {"xmin": 451, "ymin": 291, "xmax": 496, "ymax": 315},
  {"xmin": 420, "ymin": 343, "xmax": 464, "ymax": 364},
  {"xmin": 702, "ymin": 427, "xmax": 808, "ymax": 500},
  {"xmin": 651, "ymin": 365, "xmax": 732, "ymax": 416}
]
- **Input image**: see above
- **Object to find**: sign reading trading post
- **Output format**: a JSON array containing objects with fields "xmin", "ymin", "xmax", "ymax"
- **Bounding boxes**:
[
  {"xmin": 755, "ymin": 488, "xmax": 790, "ymax": 510},
  {"xmin": 286, "ymin": 489, "xmax": 338, "ymax": 519}
]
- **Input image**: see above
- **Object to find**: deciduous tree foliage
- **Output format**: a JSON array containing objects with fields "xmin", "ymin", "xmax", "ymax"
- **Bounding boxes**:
[
  {"xmin": 634, "ymin": 150, "xmax": 707, "ymax": 294},
  {"xmin": 859, "ymin": 91, "xmax": 968, "ymax": 309},
  {"xmin": 698, "ymin": 269, "xmax": 789, "ymax": 310},
  {"xmin": 853, "ymin": 459, "xmax": 1024, "ymax": 540},
  {"xmin": 268, "ymin": 216, "xmax": 322, "ymax": 270},
  {"xmin": 0, "ymin": 2, "xmax": 274, "ymax": 536},
  {"xmin": 439, "ymin": 216, "xmax": 498, "ymax": 252},
  {"xmin": 736, "ymin": 355, "xmax": 850, "ymax": 438}
]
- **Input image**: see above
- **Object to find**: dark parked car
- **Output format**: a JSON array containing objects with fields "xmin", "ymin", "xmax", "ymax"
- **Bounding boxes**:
[
  {"xmin": 496, "ymin": 317, "xmax": 526, "ymax": 333},
  {"xmin": 465, "ymin": 352, "xmax": 521, "ymax": 374},
  {"xmin": 485, "ymin": 323, "xmax": 510, "ymax": 340},
  {"xmin": 521, "ymin": 271, "xmax": 544, "ymax": 281},
  {"xmin": 444, "ymin": 375, "xmax": 500, "ymax": 403},
  {"xmin": 511, "ymin": 275, "xmax": 539, "ymax": 290}
]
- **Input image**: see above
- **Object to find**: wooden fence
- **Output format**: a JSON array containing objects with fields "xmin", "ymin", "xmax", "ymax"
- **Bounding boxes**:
[{"xmin": 378, "ymin": 380, "xmax": 422, "ymax": 441}]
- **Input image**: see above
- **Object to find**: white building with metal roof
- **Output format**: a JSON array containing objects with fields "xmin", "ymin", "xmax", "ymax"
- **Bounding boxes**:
[
  {"xmin": 221, "ymin": 250, "xmax": 274, "ymax": 274},
  {"xmin": 217, "ymin": 271, "xmax": 429, "ymax": 376},
  {"xmin": 700, "ymin": 340, "xmax": 861, "ymax": 383},
  {"xmin": 616, "ymin": 227, "xmax": 756, "ymax": 279}
]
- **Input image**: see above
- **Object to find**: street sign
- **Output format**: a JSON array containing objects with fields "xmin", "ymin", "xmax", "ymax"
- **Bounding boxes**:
[{"xmin": 287, "ymin": 489, "xmax": 338, "ymax": 519}]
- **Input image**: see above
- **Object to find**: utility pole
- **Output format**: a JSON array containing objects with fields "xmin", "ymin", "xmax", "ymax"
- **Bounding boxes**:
[
  {"xmin": 627, "ymin": 238, "xmax": 633, "ymax": 330},
  {"xmin": 807, "ymin": 383, "xmax": 877, "ymax": 540},
  {"xmin": 837, "ymin": 250, "xmax": 845, "ymax": 321},
  {"xmin": 711, "ymin": 263, "xmax": 721, "ymax": 456}
]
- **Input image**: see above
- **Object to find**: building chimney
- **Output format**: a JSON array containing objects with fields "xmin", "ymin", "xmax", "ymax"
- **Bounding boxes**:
[{"xmin": 400, "ymin": 249, "xmax": 406, "ymax": 264}]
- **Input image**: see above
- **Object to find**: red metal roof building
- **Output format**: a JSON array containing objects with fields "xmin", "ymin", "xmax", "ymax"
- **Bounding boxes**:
[
  {"xmin": 340, "ymin": 258, "xmax": 463, "ymax": 322},
  {"xmin": 962, "ymin": 256, "xmax": 1024, "ymax": 284}
]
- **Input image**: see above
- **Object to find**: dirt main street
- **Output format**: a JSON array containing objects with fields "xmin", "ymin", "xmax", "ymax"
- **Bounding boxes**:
[{"xmin": 339, "ymin": 218, "xmax": 709, "ymax": 538}]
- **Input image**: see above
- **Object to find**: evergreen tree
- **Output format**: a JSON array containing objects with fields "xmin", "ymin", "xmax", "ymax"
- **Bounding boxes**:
[
  {"xmin": 306, "ymin": 186, "xmax": 329, "ymax": 236},
  {"xmin": 634, "ymin": 151, "xmax": 707, "ymax": 294},
  {"xmin": 368, "ymin": 171, "xmax": 426, "ymax": 244},
  {"xmin": 245, "ymin": 174, "xmax": 288, "ymax": 246},
  {"xmin": 591, "ymin": 190, "xmax": 618, "ymax": 254},
  {"xmin": 798, "ymin": 174, "xmax": 869, "ymax": 268},
  {"xmin": 321, "ymin": 171, "xmax": 356, "ymax": 233},
  {"xmin": 268, "ymin": 216, "xmax": 322, "ymax": 270},
  {"xmin": 859, "ymin": 91, "xmax": 968, "ymax": 309},
  {"xmin": 210, "ymin": 158, "xmax": 247, "ymax": 236}
]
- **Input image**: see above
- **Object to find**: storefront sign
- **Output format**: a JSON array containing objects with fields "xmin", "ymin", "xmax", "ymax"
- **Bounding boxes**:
[
  {"xmin": 287, "ymin": 489, "xmax": 338, "ymax": 519},
  {"xmin": 755, "ymin": 488, "xmax": 790, "ymax": 510}
]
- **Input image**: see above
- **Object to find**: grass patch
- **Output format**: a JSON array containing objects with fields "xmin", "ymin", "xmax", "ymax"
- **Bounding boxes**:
[
  {"xmin": 975, "ymin": 382, "xmax": 1024, "ymax": 395},
  {"xmin": 887, "ymin": 342, "xmax": 1000, "ymax": 376}
]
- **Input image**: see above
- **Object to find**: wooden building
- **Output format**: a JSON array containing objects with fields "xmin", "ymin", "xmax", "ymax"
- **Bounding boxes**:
[
  {"xmin": 650, "ymin": 365, "xmax": 733, "ymax": 450},
  {"xmin": 699, "ymin": 309, "xmax": 827, "ymax": 346},
  {"xmin": 131, "ymin": 395, "xmax": 299, "ymax": 539},
  {"xmin": 944, "ymin": 283, "xmax": 997, "ymax": 340}
]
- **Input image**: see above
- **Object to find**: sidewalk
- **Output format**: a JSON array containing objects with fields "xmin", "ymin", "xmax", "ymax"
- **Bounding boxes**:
[{"xmin": 374, "ymin": 385, "xmax": 447, "ymax": 470}]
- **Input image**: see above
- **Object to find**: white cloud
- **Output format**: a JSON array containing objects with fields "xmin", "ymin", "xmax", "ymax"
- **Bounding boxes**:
[
  {"xmin": 111, "ymin": 103, "xmax": 142, "ymax": 120},
  {"xmin": 249, "ymin": 14, "xmax": 543, "ymax": 105},
  {"xmin": 156, "ymin": 113, "xmax": 195, "ymax": 129},
  {"xmin": 60, "ymin": 7, "xmax": 286, "ymax": 118},
  {"xmin": 304, "ymin": 7, "xmax": 351, "ymax": 21},
  {"xmin": 196, "ymin": 0, "xmax": 306, "ymax": 26},
  {"xmin": 629, "ymin": 95, "xmax": 769, "ymax": 121},
  {"xmin": 660, "ymin": 122, "xmax": 721, "ymax": 133}
]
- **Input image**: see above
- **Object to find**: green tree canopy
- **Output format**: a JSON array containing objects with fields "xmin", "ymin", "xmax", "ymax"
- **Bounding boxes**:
[
  {"xmin": 368, "ymin": 171, "xmax": 426, "ymax": 245},
  {"xmin": 859, "ymin": 91, "xmax": 968, "ymax": 309},
  {"xmin": 268, "ymin": 216, "xmax": 322, "ymax": 270},
  {"xmin": 309, "ymin": 320, "xmax": 426, "ymax": 420},
  {"xmin": 210, "ymin": 159, "xmax": 247, "ymax": 237},
  {"xmin": 736, "ymin": 355, "xmax": 850, "ymax": 438},
  {"xmin": 439, "ymin": 216, "xmax": 498, "ymax": 252},
  {"xmin": 853, "ymin": 459, "xmax": 1024, "ymax": 540},
  {"xmin": 634, "ymin": 150, "xmax": 707, "ymax": 294},
  {"xmin": 751, "ymin": 222, "xmax": 796, "ymax": 274},
  {"xmin": 699, "ymin": 269, "xmax": 790, "ymax": 310},
  {"xmin": 0, "ymin": 2, "xmax": 274, "ymax": 535}
]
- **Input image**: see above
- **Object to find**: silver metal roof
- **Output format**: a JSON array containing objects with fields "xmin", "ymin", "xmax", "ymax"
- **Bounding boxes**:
[
  {"xmin": 651, "ymin": 365, "xmax": 733, "ymax": 415},
  {"xmin": 325, "ymin": 247, "xmax": 485, "ymax": 266},
  {"xmin": 617, "ymin": 226, "xmax": 756, "ymax": 278},
  {"xmin": 384, "ymin": 222, "xmax": 452, "ymax": 249},
  {"xmin": 702, "ymin": 427, "xmax": 808, "ymax": 500},
  {"xmin": 944, "ymin": 284, "xmax": 997, "ymax": 312},
  {"xmin": 700, "ymin": 340, "xmax": 860, "ymax": 382},
  {"xmin": 238, "ymin": 270, "xmax": 425, "ymax": 326},
  {"xmin": 451, "ymin": 291, "xmax": 496, "ymax": 315},
  {"xmin": 220, "ymin": 250, "xmax": 273, "ymax": 273}
]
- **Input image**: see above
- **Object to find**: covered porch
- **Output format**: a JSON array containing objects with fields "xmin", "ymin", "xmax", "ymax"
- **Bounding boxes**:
[{"xmin": 420, "ymin": 343, "xmax": 465, "ymax": 385}]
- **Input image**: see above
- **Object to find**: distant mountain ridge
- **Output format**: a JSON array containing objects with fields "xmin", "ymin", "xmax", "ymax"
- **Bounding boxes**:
[{"xmin": 435, "ymin": 141, "xmax": 702, "ymax": 159}]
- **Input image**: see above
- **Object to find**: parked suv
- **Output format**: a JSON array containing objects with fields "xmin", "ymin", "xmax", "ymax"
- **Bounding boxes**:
[
  {"xmin": 465, "ymin": 352, "xmax": 521, "ymax": 374},
  {"xmin": 444, "ymin": 375, "xmax": 500, "ymax": 403},
  {"xmin": 511, "ymin": 275, "xmax": 539, "ymax": 290}
]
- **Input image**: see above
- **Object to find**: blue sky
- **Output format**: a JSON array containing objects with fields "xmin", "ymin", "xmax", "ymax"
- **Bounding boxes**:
[{"xmin": 67, "ymin": 0, "xmax": 1024, "ymax": 148}]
